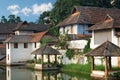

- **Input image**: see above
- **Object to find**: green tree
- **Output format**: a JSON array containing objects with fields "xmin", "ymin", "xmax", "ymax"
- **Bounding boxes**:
[
  {"xmin": 15, "ymin": 16, "xmax": 22, "ymax": 23},
  {"xmin": 38, "ymin": 11, "xmax": 50, "ymax": 24},
  {"xmin": 50, "ymin": 0, "xmax": 80, "ymax": 24},
  {"xmin": 1, "ymin": 16, "xmax": 7, "ymax": 23},
  {"xmin": 8, "ymin": 15, "xmax": 16, "ymax": 23},
  {"xmin": 49, "ymin": 25, "xmax": 59, "ymax": 37},
  {"xmin": 83, "ymin": 39, "xmax": 91, "ymax": 54},
  {"xmin": 112, "ymin": 0, "xmax": 120, "ymax": 8}
]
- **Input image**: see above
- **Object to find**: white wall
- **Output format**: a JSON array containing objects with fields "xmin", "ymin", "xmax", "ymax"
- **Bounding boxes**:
[
  {"xmin": 90, "ymin": 30, "xmax": 113, "ymax": 49},
  {"xmin": 94, "ymin": 57, "xmax": 118, "ymax": 67},
  {"xmin": 59, "ymin": 50, "xmax": 87, "ymax": 64},
  {"xmin": 6, "ymin": 42, "xmax": 40, "ymax": 65},
  {"xmin": 68, "ymin": 40, "xmax": 87, "ymax": 49},
  {"xmin": 15, "ymin": 31, "xmax": 34, "ymax": 35}
]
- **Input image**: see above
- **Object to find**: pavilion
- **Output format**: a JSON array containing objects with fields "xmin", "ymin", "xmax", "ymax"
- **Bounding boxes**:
[
  {"xmin": 31, "ymin": 45, "xmax": 61, "ymax": 70},
  {"xmin": 86, "ymin": 41, "xmax": 120, "ymax": 77}
]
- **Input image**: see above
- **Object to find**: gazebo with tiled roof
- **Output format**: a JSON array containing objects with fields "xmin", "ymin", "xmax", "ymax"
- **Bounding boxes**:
[
  {"xmin": 31, "ymin": 45, "xmax": 61, "ymax": 70},
  {"xmin": 86, "ymin": 41, "xmax": 120, "ymax": 77}
]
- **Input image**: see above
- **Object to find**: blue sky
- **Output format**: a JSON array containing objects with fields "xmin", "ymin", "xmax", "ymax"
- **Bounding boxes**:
[{"xmin": 0, "ymin": 0, "xmax": 55, "ymax": 22}]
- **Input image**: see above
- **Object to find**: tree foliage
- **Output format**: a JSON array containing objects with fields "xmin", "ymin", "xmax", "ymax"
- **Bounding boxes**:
[
  {"xmin": 65, "ymin": 49, "xmax": 74, "ymax": 59},
  {"xmin": 56, "ymin": 33, "xmax": 69, "ymax": 49},
  {"xmin": 1, "ymin": 16, "xmax": 7, "ymax": 23},
  {"xmin": 83, "ymin": 39, "xmax": 91, "ymax": 54},
  {"xmin": 37, "ymin": 11, "xmax": 50, "ymax": 24},
  {"xmin": 0, "ymin": 15, "xmax": 22, "ymax": 23}
]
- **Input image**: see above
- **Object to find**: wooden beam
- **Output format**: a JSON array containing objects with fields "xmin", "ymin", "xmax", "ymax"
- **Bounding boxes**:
[
  {"xmin": 91, "ymin": 56, "xmax": 94, "ymax": 71},
  {"xmin": 105, "ymin": 56, "xmax": 108, "ymax": 77}
]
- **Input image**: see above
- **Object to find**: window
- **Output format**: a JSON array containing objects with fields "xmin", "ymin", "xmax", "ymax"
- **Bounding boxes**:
[
  {"xmin": 24, "ymin": 43, "xmax": 28, "ymax": 48},
  {"xmin": 71, "ymin": 25, "xmax": 74, "ymax": 33},
  {"xmin": 14, "ymin": 43, "xmax": 18, "ymax": 48},
  {"xmin": 34, "ymin": 42, "xmax": 36, "ymax": 48}
]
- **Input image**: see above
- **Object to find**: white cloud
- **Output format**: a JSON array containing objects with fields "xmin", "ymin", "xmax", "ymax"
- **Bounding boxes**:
[
  {"xmin": 7, "ymin": 3, "xmax": 53, "ymax": 16},
  {"xmin": 7, "ymin": 4, "xmax": 20, "ymax": 10},
  {"xmin": 32, "ymin": 3, "xmax": 53, "ymax": 15},
  {"xmin": 21, "ymin": 7, "xmax": 32, "ymax": 16},
  {"xmin": 7, "ymin": 4, "xmax": 20, "ymax": 15}
]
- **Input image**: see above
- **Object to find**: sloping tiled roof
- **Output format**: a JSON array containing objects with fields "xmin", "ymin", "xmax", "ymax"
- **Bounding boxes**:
[
  {"xmin": 4, "ymin": 31, "xmax": 47, "ymax": 43},
  {"xmin": 86, "ymin": 41, "xmax": 120, "ymax": 56},
  {"xmin": 57, "ymin": 6, "xmax": 120, "ymax": 27},
  {"xmin": 88, "ymin": 14, "xmax": 120, "ymax": 31},
  {"xmin": 31, "ymin": 31, "xmax": 47, "ymax": 42},
  {"xmin": 0, "ymin": 23, "xmax": 17, "ymax": 33},
  {"xmin": 14, "ymin": 21, "xmax": 50, "ymax": 32},
  {"xmin": 31, "ymin": 45, "xmax": 61, "ymax": 55}
]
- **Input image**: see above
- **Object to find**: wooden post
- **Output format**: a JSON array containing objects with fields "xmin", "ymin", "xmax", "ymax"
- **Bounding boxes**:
[
  {"xmin": 105, "ymin": 56, "xmax": 108, "ymax": 77},
  {"xmin": 48, "ymin": 55, "xmax": 50, "ymax": 67},
  {"xmin": 41, "ymin": 55, "xmax": 44, "ymax": 64},
  {"xmin": 55, "ymin": 55, "xmax": 57, "ymax": 64},
  {"xmin": 91, "ymin": 56, "xmax": 94, "ymax": 72},
  {"xmin": 48, "ymin": 55, "xmax": 50, "ymax": 63},
  {"xmin": 108, "ymin": 56, "xmax": 112, "ymax": 70}
]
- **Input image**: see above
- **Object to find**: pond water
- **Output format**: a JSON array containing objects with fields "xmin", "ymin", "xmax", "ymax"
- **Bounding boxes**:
[{"xmin": 0, "ymin": 66, "xmax": 92, "ymax": 80}]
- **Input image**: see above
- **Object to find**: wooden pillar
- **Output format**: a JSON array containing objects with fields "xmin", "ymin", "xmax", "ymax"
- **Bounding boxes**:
[
  {"xmin": 91, "ymin": 56, "xmax": 94, "ymax": 71},
  {"xmin": 105, "ymin": 56, "xmax": 108, "ymax": 77},
  {"xmin": 55, "ymin": 55, "xmax": 57, "ymax": 64},
  {"xmin": 48, "ymin": 55, "xmax": 50, "ymax": 67},
  {"xmin": 48, "ymin": 55, "xmax": 50, "ymax": 63},
  {"xmin": 108, "ymin": 56, "xmax": 112, "ymax": 70},
  {"xmin": 41, "ymin": 55, "xmax": 44, "ymax": 64}
]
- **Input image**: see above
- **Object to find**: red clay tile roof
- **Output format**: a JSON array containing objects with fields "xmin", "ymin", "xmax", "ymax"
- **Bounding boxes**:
[
  {"xmin": 86, "ymin": 41, "xmax": 120, "ymax": 56},
  {"xmin": 57, "ymin": 6, "xmax": 120, "ymax": 27},
  {"xmin": 4, "ymin": 31, "xmax": 47, "ymax": 43},
  {"xmin": 30, "ymin": 31, "xmax": 47, "ymax": 42}
]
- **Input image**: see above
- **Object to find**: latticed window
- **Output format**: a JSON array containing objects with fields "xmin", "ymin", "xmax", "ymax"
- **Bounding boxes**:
[
  {"xmin": 24, "ymin": 43, "xmax": 28, "ymax": 48},
  {"xmin": 14, "ymin": 43, "xmax": 18, "ymax": 48}
]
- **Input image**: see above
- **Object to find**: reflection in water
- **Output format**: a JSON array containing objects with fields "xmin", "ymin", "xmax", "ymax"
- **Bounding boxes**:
[{"xmin": 0, "ymin": 66, "xmax": 91, "ymax": 80}]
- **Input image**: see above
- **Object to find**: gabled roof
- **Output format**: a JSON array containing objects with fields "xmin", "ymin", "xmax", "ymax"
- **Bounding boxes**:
[
  {"xmin": 86, "ymin": 41, "xmax": 120, "ymax": 56},
  {"xmin": 13, "ymin": 21, "xmax": 50, "ymax": 32},
  {"xmin": 88, "ymin": 14, "xmax": 120, "ymax": 31},
  {"xmin": 57, "ymin": 6, "xmax": 120, "ymax": 27},
  {"xmin": 0, "ymin": 23, "xmax": 17, "ymax": 34},
  {"xmin": 31, "ymin": 45, "xmax": 61, "ymax": 55},
  {"xmin": 4, "ymin": 31, "xmax": 47, "ymax": 43}
]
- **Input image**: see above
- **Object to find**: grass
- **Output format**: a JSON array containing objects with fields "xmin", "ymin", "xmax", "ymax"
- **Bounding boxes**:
[
  {"xmin": 61, "ymin": 64, "xmax": 91, "ymax": 74},
  {"xmin": 61, "ymin": 63, "xmax": 120, "ymax": 74}
]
